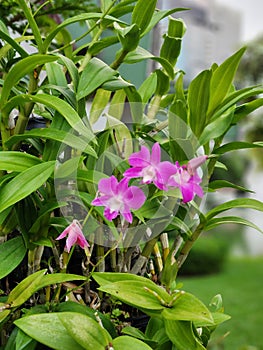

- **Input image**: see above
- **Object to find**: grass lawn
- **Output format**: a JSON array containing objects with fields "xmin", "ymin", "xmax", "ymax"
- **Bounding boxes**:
[{"xmin": 178, "ymin": 256, "xmax": 263, "ymax": 350}]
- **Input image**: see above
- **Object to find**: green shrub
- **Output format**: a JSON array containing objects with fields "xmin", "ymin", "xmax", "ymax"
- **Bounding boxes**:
[{"xmin": 179, "ymin": 235, "xmax": 229, "ymax": 276}]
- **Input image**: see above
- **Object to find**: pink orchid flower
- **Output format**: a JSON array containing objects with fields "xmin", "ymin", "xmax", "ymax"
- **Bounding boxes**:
[
  {"xmin": 123, "ymin": 143, "xmax": 175, "ymax": 190},
  {"xmin": 167, "ymin": 155, "xmax": 207, "ymax": 203},
  {"xmin": 91, "ymin": 176, "xmax": 146, "ymax": 223},
  {"xmin": 56, "ymin": 220, "xmax": 90, "ymax": 253}
]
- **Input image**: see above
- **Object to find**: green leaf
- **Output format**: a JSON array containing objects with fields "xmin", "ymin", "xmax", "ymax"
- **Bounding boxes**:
[
  {"xmin": 0, "ymin": 237, "xmax": 26, "ymax": 279},
  {"xmin": 114, "ymin": 22, "xmax": 140, "ymax": 52},
  {"xmin": 164, "ymin": 320, "xmax": 206, "ymax": 350},
  {"xmin": 93, "ymin": 273, "xmax": 170, "ymax": 310},
  {"xmin": 206, "ymin": 198, "xmax": 263, "ymax": 220},
  {"xmin": 59, "ymin": 312, "xmax": 111, "ymax": 349},
  {"xmin": 188, "ymin": 69, "xmax": 212, "ymax": 137},
  {"xmin": 160, "ymin": 17, "xmax": 186, "ymax": 67},
  {"xmin": 46, "ymin": 62, "xmax": 68, "ymax": 87},
  {"xmin": 3, "ymin": 94, "xmax": 95, "ymax": 142},
  {"xmin": 142, "ymin": 8, "xmax": 188, "ymax": 36},
  {"xmin": 138, "ymin": 73, "xmax": 157, "ymax": 104},
  {"xmin": 207, "ymin": 47, "xmax": 246, "ymax": 117},
  {"xmin": 0, "ymin": 161, "xmax": 55, "ymax": 213},
  {"xmin": 5, "ymin": 129, "xmax": 96, "ymax": 158},
  {"xmin": 209, "ymin": 180, "xmax": 254, "ymax": 193},
  {"xmin": 162, "ymin": 292, "xmax": 213, "ymax": 324},
  {"xmin": 108, "ymin": 89, "xmax": 127, "ymax": 119},
  {"xmin": 0, "ymin": 152, "xmax": 42, "ymax": 172},
  {"xmin": 0, "ymin": 55, "xmax": 57, "ymax": 105},
  {"xmin": 7, "ymin": 270, "xmax": 47, "ymax": 306},
  {"xmin": 113, "ymin": 336, "xmax": 153, "ymax": 350},
  {"xmin": 214, "ymin": 141, "xmax": 263, "ymax": 155},
  {"xmin": 124, "ymin": 46, "xmax": 174, "ymax": 79},
  {"xmin": 199, "ymin": 108, "xmax": 234, "ymax": 145},
  {"xmin": 204, "ymin": 216, "xmax": 263, "ymax": 234},
  {"xmin": 43, "ymin": 13, "xmax": 125, "ymax": 51},
  {"xmin": 132, "ymin": 0, "xmax": 157, "ymax": 33},
  {"xmin": 0, "ymin": 29, "xmax": 28, "ymax": 58},
  {"xmin": 15, "ymin": 313, "xmax": 85, "ymax": 350},
  {"xmin": 7, "ymin": 270, "xmax": 87, "ymax": 308},
  {"xmin": 77, "ymin": 57, "xmax": 117, "ymax": 100},
  {"xmin": 89, "ymin": 88, "xmax": 112, "ymax": 124}
]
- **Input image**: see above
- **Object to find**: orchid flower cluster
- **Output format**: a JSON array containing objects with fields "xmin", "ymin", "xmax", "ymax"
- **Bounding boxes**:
[
  {"xmin": 56, "ymin": 143, "xmax": 207, "ymax": 253},
  {"xmin": 92, "ymin": 142, "xmax": 207, "ymax": 224}
]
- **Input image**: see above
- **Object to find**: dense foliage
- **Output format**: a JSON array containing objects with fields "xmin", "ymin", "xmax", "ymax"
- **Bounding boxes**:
[{"xmin": 1, "ymin": 0, "xmax": 263, "ymax": 349}]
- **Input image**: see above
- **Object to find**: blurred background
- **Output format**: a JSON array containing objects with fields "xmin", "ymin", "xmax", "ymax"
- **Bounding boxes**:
[{"xmin": 1, "ymin": 0, "xmax": 263, "ymax": 348}]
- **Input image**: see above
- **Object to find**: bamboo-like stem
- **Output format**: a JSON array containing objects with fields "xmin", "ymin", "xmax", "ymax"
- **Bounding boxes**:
[
  {"xmin": 160, "ymin": 232, "xmax": 170, "ymax": 262},
  {"xmin": 110, "ymin": 49, "xmax": 129, "ymax": 70},
  {"xmin": 176, "ymin": 223, "xmax": 205, "ymax": 268},
  {"xmin": 130, "ymin": 236, "xmax": 159, "ymax": 275},
  {"xmin": 153, "ymin": 243, "xmax": 163, "ymax": 272}
]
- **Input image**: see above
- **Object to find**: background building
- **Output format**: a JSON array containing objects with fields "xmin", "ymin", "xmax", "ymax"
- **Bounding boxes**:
[{"xmin": 159, "ymin": 0, "xmax": 242, "ymax": 83}]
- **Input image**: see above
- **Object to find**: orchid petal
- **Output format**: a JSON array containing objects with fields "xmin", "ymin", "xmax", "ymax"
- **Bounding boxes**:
[
  {"xmin": 150, "ymin": 143, "xmax": 161, "ymax": 164},
  {"xmin": 128, "ymin": 146, "xmax": 151, "ymax": 167}
]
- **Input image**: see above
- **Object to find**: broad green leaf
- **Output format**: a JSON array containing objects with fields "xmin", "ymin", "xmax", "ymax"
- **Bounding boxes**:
[
  {"xmin": 132, "ymin": 0, "xmax": 157, "ymax": 33},
  {"xmin": 162, "ymin": 292, "xmax": 213, "ymax": 324},
  {"xmin": 2, "ymin": 94, "xmax": 95, "ymax": 142},
  {"xmin": 188, "ymin": 69, "xmax": 212, "ymax": 137},
  {"xmin": 7, "ymin": 270, "xmax": 87, "ymax": 307},
  {"xmin": 207, "ymin": 47, "xmax": 246, "ymax": 117},
  {"xmin": 59, "ymin": 312, "xmax": 111, "ymax": 349},
  {"xmin": 0, "ymin": 237, "xmax": 27, "ymax": 279},
  {"xmin": 13, "ymin": 329, "xmax": 37, "ymax": 350},
  {"xmin": 0, "ymin": 152, "xmax": 42, "ymax": 172},
  {"xmin": 89, "ymin": 88, "xmax": 112, "ymax": 124},
  {"xmin": 0, "ymin": 55, "xmax": 57, "ymax": 105},
  {"xmin": 160, "ymin": 17, "xmax": 186, "ymax": 67},
  {"xmin": 124, "ymin": 46, "xmax": 174, "ymax": 79},
  {"xmin": 125, "ymin": 86, "xmax": 143, "ymax": 123},
  {"xmin": 7, "ymin": 270, "xmax": 47, "ymax": 306},
  {"xmin": 77, "ymin": 57, "xmax": 117, "ymax": 100},
  {"xmin": 199, "ymin": 108, "xmax": 234, "ymax": 145},
  {"xmin": 233, "ymin": 97, "xmax": 263, "ymax": 123},
  {"xmin": 5, "ymin": 128, "xmax": 96, "ymax": 157},
  {"xmin": 98, "ymin": 280, "xmax": 167, "ymax": 311},
  {"xmin": 106, "ymin": 114, "xmax": 133, "ymax": 158},
  {"xmin": 138, "ymin": 73, "xmax": 157, "ymax": 104},
  {"xmin": 214, "ymin": 141, "xmax": 263, "ymax": 155},
  {"xmin": 46, "ymin": 62, "xmax": 68, "ymax": 87},
  {"xmin": 204, "ymin": 216, "xmax": 263, "ymax": 234},
  {"xmin": 108, "ymin": 89, "xmax": 127, "ymax": 119},
  {"xmin": 210, "ymin": 86, "xmax": 263, "ymax": 122},
  {"xmin": 101, "ymin": 76, "xmax": 133, "ymax": 90},
  {"xmin": 36, "ymin": 273, "xmax": 87, "ymax": 291},
  {"xmin": 209, "ymin": 180, "xmax": 254, "ymax": 193},
  {"xmin": 58, "ymin": 56, "xmax": 79, "ymax": 90},
  {"xmin": 122, "ymin": 326, "xmax": 157, "ymax": 347},
  {"xmin": 15, "ymin": 313, "xmax": 84, "ymax": 350},
  {"xmin": 206, "ymin": 198, "xmax": 263, "ymax": 220},
  {"xmin": 114, "ymin": 22, "xmax": 140, "ymax": 52},
  {"xmin": 57, "ymin": 301, "xmax": 117, "ymax": 338},
  {"xmin": 155, "ymin": 69, "xmax": 170, "ymax": 96},
  {"xmin": 164, "ymin": 319, "xmax": 206, "ymax": 350},
  {"xmin": 0, "ymin": 161, "xmax": 55, "ymax": 213},
  {"xmin": 113, "ymin": 336, "xmax": 153, "ymax": 350}
]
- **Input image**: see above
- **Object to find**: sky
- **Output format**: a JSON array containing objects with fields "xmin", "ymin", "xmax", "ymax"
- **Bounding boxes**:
[{"xmin": 218, "ymin": 0, "xmax": 263, "ymax": 42}]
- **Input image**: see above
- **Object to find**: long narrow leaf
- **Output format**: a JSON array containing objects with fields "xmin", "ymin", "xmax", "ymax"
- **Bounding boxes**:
[
  {"xmin": 0, "ymin": 161, "xmax": 55, "ymax": 213},
  {"xmin": 206, "ymin": 198, "xmax": 263, "ymax": 220},
  {"xmin": 0, "ymin": 152, "xmax": 42, "ymax": 172},
  {"xmin": 0, "ymin": 55, "xmax": 57, "ymax": 105},
  {"xmin": 204, "ymin": 216, "xmax": 263, "ymax": 234}
]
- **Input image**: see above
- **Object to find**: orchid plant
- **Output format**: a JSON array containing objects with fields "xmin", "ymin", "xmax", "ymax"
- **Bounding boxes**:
[{"xmin": 1, "ymin": 0, "xmax": 263, "ymax": 349}]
